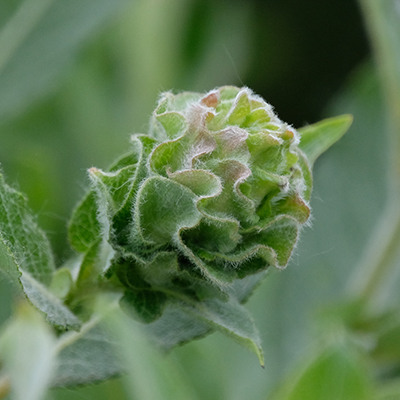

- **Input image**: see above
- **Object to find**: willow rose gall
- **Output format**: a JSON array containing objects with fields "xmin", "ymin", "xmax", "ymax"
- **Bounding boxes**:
[{"xmin": 69, "ymin": 86, "xmax": 350, "ymax": 325}]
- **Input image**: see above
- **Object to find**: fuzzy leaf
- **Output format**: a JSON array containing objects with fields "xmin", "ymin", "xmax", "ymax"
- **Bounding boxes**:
[
  {"xmin": 68, "ymin": 190, "xmax": 101, "ymax": 254},
  {"xmin": 20, "ymin": 270, "xmax": 81, "ymax": 330},
  {"xmin": 120, "ymin": 289, "xmax": 168, "ymax": 324},
  {"xmin": 145, "ymin": 303, "xmax": 211, "ymax": 350},
  {"xmin": 0, "ymin": 173, "xmax": 54, "ymax": 285},
  {"xmin": 136, "ymin": 177, "xmax": 201, "ymax": 245},
  {"xmin": 298, "ymin": 114, "xmax": 353, "ymax": 166},
  {"xmin": 0, "ymin": 174, "xmax": 80, "ymax": 330},
  {"xmin": 52, "ymin": 324, "xmax": 121, "ymax": 387},
  {"xmin": 156, "ymin": 111, "xmax": 187, "ymax": 139},
  {"xmin": 0, "ymin": 234, "xmax": 21, "ymax": 286},
  {"xmin": 181, "ymin": 298, "xmax": 264, "ymax": 366}
]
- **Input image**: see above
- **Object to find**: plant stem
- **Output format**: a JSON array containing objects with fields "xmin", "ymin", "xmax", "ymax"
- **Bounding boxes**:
[
  {"xmin": 351, "ymin": 0, "xmax": 400, "ymax": 304},
  {"xmin": 0, "ymin": 375, "xmax": 10, "ymax": 400}
]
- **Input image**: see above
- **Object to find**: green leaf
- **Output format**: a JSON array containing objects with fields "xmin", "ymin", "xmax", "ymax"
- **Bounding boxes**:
[
  {"xmin": 0, "ymin": 173, "xmax": 80, "ymax": 330},
  {"xmin": 372, "ymin": 315, "xmax": 400, "ymax": 362},
  {"xmin": 49, "ymin": 267, "xmax": 73, "ymax": 300},
  {"xmin": 103, "ymin": 301, "xmax": 199, "ymax": 400},
  {"xmin": 0, "ymin": 0, "xmax": 130, "ymax": 121},
  {"xmin": 20, "ymin": 270, "xmax": 81, "ymax": 330},
  {"xmin": 181, "ymin": 298, "xmax": 264, "ymax": 366},
  {"xmin": 155, "ymin": 111, "xmax": 187, "ymax": 140},
  {"xmin": 0, "ymin": 173, "xmax": 54, "ymax": 285},
  {"xmin": 0, "ymin": 233, "xmax": 21, "ymax": 286},
  {"xmin": 68, "ymin": 190, "xmax": 101, "ymax": 254},
  {"xmin": 0, "ymin": 301, "xmax": 57, "ymax": 400},
  {"xmin": 136, "ymin": 176, "xmax": 201, "ymax": 245},
  {"xmin": 376, "ymin": 379, "xmax": 400, "ymax": 400},
  {"xmin": 271, "ymin": 343, "xmax": 373, "ymax": 400},
  {"xmin": 298, "ymin": 114, "xmax": 353, "ymax": 166},
  {"xmin": 145, "ymin": 303, "xmax": 211, "ymax": 351},
  {"xmin": 120, "ymin": 289, "xmax": 168, "ymax": 324},
  {"xmin": 52, "ymin": 324, "xmax": 121, "ymax": 387}
]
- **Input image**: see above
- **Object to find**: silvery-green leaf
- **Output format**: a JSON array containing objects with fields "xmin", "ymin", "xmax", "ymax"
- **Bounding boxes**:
[{"xmin": 0, "ymin": 302, "xmax": 57, "ymax": 400}]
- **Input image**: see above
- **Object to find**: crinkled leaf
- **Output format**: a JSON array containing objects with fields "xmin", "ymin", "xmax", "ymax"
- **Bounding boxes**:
[
  {"xmin": 112, "ymin": 135, "xmax": 158, "ymax": 246},
  {"xmin": 227, "ymin": 90, "xmax": 251, "ymax": 125},
  {"xmin": 136, "ymin": 177, "xmax": 201, "ymax": 245},
  {"xmin": 298, "ymin": 114, "xmax": 353, "ymax": 166},
  {"xmin": 168, "ymin": 169, "xmax": 221, "ymax": 197},
  {"xmin": 0, "ymin": 302, "xmax": 57, "ymax": 400},
  {"xmin": 156, "ymin": 111, "xmax": 187, "ymax": 140},
  {"xmin": 90, "ymin": 165, "xmax": 137, "ymax": 212}
]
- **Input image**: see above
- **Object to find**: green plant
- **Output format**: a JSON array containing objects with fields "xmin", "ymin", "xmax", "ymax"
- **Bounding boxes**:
[
  {"xmin": 1, "ymin": 0, "xmax": 400, "ymax": 399},
  {"xmin": 0, "ymin": 83, "xmax": 351, "ymax": 398}
]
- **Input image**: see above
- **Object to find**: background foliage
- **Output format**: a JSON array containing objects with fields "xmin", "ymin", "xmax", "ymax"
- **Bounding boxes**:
[{"xmin": 0, "ymin": 0, "xmax": 397, "ymax": 398}]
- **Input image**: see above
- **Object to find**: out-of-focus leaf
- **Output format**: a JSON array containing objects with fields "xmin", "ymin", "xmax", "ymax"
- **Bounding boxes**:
[
  {"xmin": 52, "ymin": 324, "xmax": 121, "ymax": 387},
  {"xmin": 103, "ymin": 300, "xmax": 199, "ymax": 400},
  {"xmin": 376, "ymin": 379, "xmax": 400, "ymax": 400},
  {"xmin": 0, "ymin": 0, "xmax": 129, "ymax": 122},
  {"xmin": 49, "ymin": 267, "xmax": 73, "ymax": 300},
  {"xmin": 298, "ymin": 114, "xmax": 353, "ymax": 166},
  {"xmin": 0, "ymin": 302, "xmax": 57, "ymax": 400},
  {"xmin": 270, "ymin": 343, "xmax": 373, "ymax": 400},
  {"xmin": 359, "ymin": 0, "xmax": 400, "ymax": 145},
  {"xmin": 372, "ymin": 314, "xmax": 400, "ymax": 362},
  {"xmin": 50, "ymin": 378, "xmax": 127, "ymax": 400},
  {"xmin": 266, "ymin": 63, "xmax": 387, "ymax": 371}
]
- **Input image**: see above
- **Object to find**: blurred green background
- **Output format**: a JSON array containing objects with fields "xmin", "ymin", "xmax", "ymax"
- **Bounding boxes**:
[{"xmin": 0, "ymin": 0, "xmax": 392, "ymax": 398}]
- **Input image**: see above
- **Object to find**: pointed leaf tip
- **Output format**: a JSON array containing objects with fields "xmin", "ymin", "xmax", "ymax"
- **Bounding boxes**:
[{"xmin": 298, "ymin": 114, "xmax": 353, "ymax": 166}]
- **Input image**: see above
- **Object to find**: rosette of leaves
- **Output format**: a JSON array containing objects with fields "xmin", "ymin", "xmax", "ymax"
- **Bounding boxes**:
[
  {"xmin": 65, "ymin": 86, "xmax": 352, "ymax": 364},
  {"xmin": 0, "ymin": 86, "xmax": 351, "ymax": 384}
]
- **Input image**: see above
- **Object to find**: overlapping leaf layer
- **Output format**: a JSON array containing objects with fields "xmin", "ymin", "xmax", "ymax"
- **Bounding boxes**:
[{"xmin": 69, "ymin": 86, "xmax": 313, "ymax": 325}]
